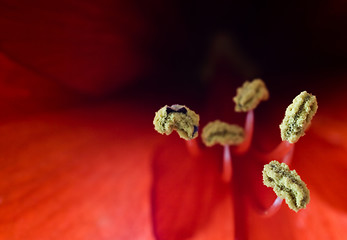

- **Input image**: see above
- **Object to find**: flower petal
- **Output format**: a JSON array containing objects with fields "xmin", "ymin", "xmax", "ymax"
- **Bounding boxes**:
[
  {"xmin": 0, "ymin": 102, "xmax": 158, "ymax": 239},
  {"xmin": 151, "ymin": 136, "xmax": 232, "ymax": 240},
  {"xmin": 0, "ymin": 0, "xmax": 152, "ymax": 95},
  {"xmin": 0, "ymin": 52, "xmax": 77, "ymax": 117},
  {"xmin": 247, "ymin": 190, "xmax": 347, "ymax": 240},
  {"xmin": 293, "ymin": 115, "xmax": 347, "ymax": 212}
]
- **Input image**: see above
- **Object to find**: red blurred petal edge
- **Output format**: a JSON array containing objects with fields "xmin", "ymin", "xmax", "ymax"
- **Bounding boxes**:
[
  {"xmin": 0, "ymin": 0, "xmax": 152, "ymax": 95},
  {"xmin": 151, "ymin": 135, "xmax": 234, "ymax": 240},
  {"xmin": 0, "ymin": 52, "xmax": 78, "ymax": 117}
]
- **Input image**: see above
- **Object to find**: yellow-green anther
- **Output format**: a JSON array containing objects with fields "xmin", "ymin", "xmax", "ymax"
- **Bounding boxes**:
[
  {"xmin": 263, "ymin": 160, "xmax": 310, "ymax": 212},
  {"xmin": 280, "ymin": 91, "xmax": 318, "ymax": 143}
]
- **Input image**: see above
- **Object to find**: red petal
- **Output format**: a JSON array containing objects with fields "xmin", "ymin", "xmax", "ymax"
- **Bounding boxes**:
[
  {"xmin": 293, "ymin": 109, "xmax": 347, "ymax": 212},
  {"xmin": 0, "ymin": 53, "xmax": 80, "ymax": 118},
  {"xmin": 247, "ymin": 190, "xmax": 347, "ymax": 240},
  {"xmin": 151, "ymin": 136, "xmax": 232, "ymax": 240},
  {"xmin": 0, "ymin": 102, "xmax": 158, "ymax": 239},
  {"xmin": 292, "ymin": 191, "xmax": 347, "ymax": 240}
]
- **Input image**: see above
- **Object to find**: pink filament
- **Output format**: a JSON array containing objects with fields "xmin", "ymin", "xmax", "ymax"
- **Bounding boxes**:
[
  {"xmin": 222, "ymin": 145, "xmax": 232, "ymax": 182},
  {"xmin": 256, "ymin": 140, "xmax": 294, "ymax": 164},
  {"xmin": 282, "ymin": 144, "xmax": 295, "ymax": 165},
  {"xmin": 185, "ymin": 138, "xmax": 200, "ymax": 157},
  {"xmin": 259, "ymin": 197, "xmax": 284, "ymax": 217},
  {"xmin": 234, "ymin": 110, "xmax": 254, "ymax": 155}
]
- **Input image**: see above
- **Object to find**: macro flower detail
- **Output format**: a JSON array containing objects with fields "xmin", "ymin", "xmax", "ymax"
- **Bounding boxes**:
[
  {"xmin": 152, "ymin": 77, "xmax": 319, "ymax": 240},
  {"xmin": 1, "ymin": 1, "xmax": 346, "ymax": 240},
  {"xmin": 263, "ymin": 160, "xmax": 310, "ymax": 212},
  {"xmin": 153, "ymin": 104, "xmax": 200, "ymax": 140}
]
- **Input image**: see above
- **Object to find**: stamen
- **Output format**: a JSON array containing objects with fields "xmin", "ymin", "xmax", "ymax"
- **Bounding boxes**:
[
  {"xmin": 222, "ymin": 145, "xmax": 232, "ymax": 182},
  {"xmin": 234, "ymin": 110, "xmax": 254, "ymax": 154},
  {"xmin": 263, "ymin": 160, "xmax": 310, "ymax": 212},
  {"xmin": 153, "ymin": 104, "xmax": 200, "ymax": 140},
  {"xmin": 233, "ymin": 78, "xmax": 269, "ymax": 112},
  {"xmin": 201, "ymin": 120, "xmax": 245, "ymax": 147},
  {"xmin": 201, "ymin": 121, "xmax": 243, "ymax": 182},
  {"xmin": 280, "ymin": 91, "xmax": 318, "ymax": 143}
]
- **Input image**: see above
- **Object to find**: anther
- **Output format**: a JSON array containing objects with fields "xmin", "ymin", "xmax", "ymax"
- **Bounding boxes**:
[
  {"xmin": 280, "ymin": 91, "xmax": 318, "ymax": 143},
  {"xmin": 201, "ymin": 120, "xmax": 245, "ymax": 147},
  {"xmin": 153, "ymin": 104, "xmax": 200, "ymax": 140},
  {"xmin": 202, "ymin": 120, "xmax": 244, "ymax": 182},
  {"xmin": 233, "ymin": 79, "xmax": 269, "ymax": 112},
  {"xmin": 263, "ymin": 160, "xmax": 310, "ymax": 212}
]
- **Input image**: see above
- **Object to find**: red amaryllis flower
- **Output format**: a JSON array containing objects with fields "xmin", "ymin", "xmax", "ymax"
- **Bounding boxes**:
[{"xmin": 0, "ymin": 0, "xmax": 347, "ymax": 239}]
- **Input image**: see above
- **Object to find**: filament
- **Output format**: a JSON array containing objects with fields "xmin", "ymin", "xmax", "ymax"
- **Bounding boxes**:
[
  {"xmin": 282, "ymin": 144, "xmax": 295, "ymax": 165},
  {"xmin": 259, "ymin": 197, "xmax": 283, "ymax": 217},
  {"xmin": 185, "ymin": 139, "xmax": 200, "ymax": 157},
  {"xmin": 234, "ymin": 110, "xmax": 254, "ymax": 155},
  {"xmin": 222, "ymin": 145, "xmax": 232, "ymax": 182},
  {"xmin": 256, "ymin": 140, "xmax": 294, "ymax": 164}
]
